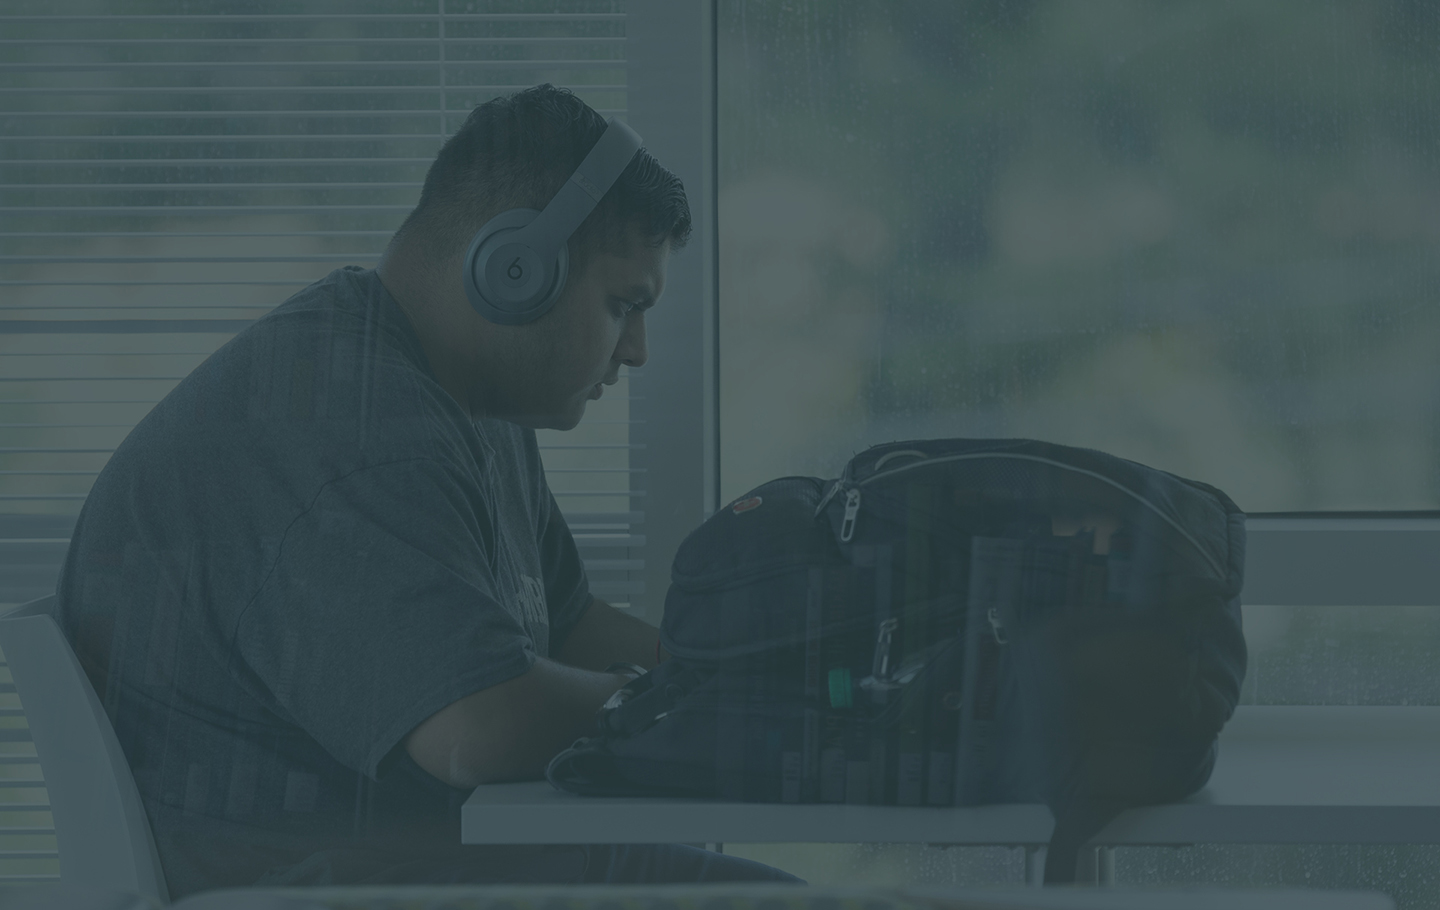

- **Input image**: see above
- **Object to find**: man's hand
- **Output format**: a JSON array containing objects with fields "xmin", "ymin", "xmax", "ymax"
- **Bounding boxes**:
[
  {"xmin": 405, "ymin": 657, "xmax": 631, "ymax": 789},
  {"xmin": 404, "ymin": 597, "xmax": 661, "ymax": 789}
]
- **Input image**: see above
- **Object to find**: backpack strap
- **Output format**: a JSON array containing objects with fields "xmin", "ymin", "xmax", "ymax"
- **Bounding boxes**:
[
  {"xmin": 1042, "ymin": 733, "xmax": 1221, "ymax": 883},
  {"xmin": 1042, "ymin": 789, "xmax": 1128, "ymax": 884}
]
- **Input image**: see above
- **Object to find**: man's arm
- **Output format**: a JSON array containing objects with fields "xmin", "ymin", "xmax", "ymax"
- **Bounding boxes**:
[
  {"xmin": 554, "ymin": 595, "xmax": 663, "ymax": 671},
  {"xmin": 404, "ymin": 598, "xmax": 665, "ymax": 789},
  {"xmin": 405, "ymin": 657, "xmax": 631, "ymax": 788}
]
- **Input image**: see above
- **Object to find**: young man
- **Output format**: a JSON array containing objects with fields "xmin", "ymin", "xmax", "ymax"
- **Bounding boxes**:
[{"xmin": 57, "ymin": 85, "xmax": 795, "ymax": 898}]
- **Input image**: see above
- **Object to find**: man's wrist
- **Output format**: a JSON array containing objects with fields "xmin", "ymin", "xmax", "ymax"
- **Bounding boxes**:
[{"xmin": 604, "ymin": 661, "xmax": 647, "ymax": 682}]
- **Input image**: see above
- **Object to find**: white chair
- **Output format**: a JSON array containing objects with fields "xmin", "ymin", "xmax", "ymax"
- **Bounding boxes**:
[{"xmin": 0, "ymin": 595, "xmax": 169, "ymax": 906}]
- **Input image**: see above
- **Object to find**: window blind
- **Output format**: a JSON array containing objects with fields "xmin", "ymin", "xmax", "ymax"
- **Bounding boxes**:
[{"xmin": 0, "ymin": 1, "xmax": 644, "ymax": 609}]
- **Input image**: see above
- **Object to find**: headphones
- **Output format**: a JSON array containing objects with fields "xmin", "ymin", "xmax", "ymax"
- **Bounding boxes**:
[{"xmin": 462, "ymin": 117, "xmax": 645, "ymax": 325}]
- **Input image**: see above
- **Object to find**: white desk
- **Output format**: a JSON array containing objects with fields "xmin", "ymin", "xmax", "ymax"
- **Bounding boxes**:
[
  {"xmin": 175, "ymin": 884, "xmax": 1396, "ymax": 910},
  {"xmin": 462, "ymin": 706, "xmax": 1440, "ymax": 848}
]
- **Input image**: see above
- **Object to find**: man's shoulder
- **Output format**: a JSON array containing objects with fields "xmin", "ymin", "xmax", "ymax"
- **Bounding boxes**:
[
  {"xmin": 245, "ymin": 266, "xmax": 424, "ymax": 370},
  {"xmin": 179, "ymin": 268, "xmax": 454, "ymax": 439},
  {"xmin": 88, "ymin": 267, "xmax": 485, "ymax": 517}
]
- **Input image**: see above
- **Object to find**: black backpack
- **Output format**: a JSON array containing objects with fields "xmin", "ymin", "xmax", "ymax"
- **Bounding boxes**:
[{"xmin": 547, "ymin": 438, "xmax": 1247, "ymax": 883}]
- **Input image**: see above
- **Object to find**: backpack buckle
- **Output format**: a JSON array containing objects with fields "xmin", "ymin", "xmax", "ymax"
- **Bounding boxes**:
[{"xmin": 840, "ymin": 488, "xmax": 863, "ymax": 542}]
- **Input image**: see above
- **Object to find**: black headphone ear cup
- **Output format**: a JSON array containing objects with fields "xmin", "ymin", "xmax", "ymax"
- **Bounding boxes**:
[{"xmin": 462, "ymin": 208, "xmax": 568, "ymax": 325}]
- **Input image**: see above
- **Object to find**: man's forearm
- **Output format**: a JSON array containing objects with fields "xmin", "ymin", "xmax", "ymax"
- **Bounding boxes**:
[
  {"xmin": 555, "ymin": 596, "xmax": 663, "ymax": 670},
  {"xmin": 405, "ymin": 657, "xmax": 629, "ymax": 788}
]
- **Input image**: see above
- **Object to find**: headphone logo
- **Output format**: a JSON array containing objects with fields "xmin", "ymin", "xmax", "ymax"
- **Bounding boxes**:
[{"xmin": 507, "ymin": 258, "xmax": 524, "ymax": 281}]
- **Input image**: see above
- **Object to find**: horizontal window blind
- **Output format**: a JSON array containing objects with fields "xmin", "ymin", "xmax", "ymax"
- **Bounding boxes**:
[{"xmin": 0, "ymin": 1, "xmax": 644, "ymax": 609}]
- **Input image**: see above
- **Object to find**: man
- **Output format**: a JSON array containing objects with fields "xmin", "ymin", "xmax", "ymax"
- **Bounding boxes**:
[{"xmin": 57, "ymin": 85, "xmax": 795, "ymax": 897}]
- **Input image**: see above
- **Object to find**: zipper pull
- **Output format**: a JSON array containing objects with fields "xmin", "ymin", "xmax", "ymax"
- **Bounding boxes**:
[
  {"xmin": 840, "ymin": 488, "xmax": 862, "ymax": 542},
  {"xmin": 987, "ymin": 607, "xmax": 1008, "ymax": 645},
  {"xmin": 813, "ymin": 479, "xmax": 843, "ymax": 518},
  {"xmin": 871, "ymin": 617, "xmax": 898, "ymax": 680}
]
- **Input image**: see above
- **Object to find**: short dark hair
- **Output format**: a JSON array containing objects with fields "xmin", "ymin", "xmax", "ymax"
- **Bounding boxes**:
[{"xmin": 396, "ymin": 84, "xmax": 691, "ymax": 270}]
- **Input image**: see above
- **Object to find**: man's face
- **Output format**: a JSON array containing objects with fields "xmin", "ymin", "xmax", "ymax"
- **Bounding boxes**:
[{"xmin": 480, "ymin": 223, "xmax": 668, "ymax": 430}]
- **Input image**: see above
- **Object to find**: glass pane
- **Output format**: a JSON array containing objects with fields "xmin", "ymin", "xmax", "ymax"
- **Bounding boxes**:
[
  {"xmin": 719, "ymin": 5, "xmax": 1440, "ymax": 904},
  {"xmin": 1243, "ymin": 603, "xmax": 1440, "ymax": 705},
  {"xmin": 1117, "ymin": 845, "xmax": 1440, "ymax": 909},
  {"xmin": 718, "ymin": 0, "xmax": 1440, "ymax": 511}
]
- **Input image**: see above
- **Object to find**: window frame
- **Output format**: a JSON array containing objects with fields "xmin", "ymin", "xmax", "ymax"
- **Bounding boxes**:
[{"xmin": 625, "ymin": 0, "xmax": 720, "ymax": 623}]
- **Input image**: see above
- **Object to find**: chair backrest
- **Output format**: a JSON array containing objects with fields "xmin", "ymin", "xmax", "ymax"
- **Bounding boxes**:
[{"xmin": 0, "ymin": 595, "xmax": 170, "ymax": 905}]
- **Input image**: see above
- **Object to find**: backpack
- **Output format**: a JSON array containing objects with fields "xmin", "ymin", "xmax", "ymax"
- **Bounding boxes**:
[{"xmin": 547, "ymin": 438, "xmax": 1247, "ymax": 883}]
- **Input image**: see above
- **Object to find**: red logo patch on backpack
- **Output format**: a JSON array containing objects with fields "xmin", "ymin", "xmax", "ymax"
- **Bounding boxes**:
[{"xmin": 730, "ymin": 496, "xmax": 763, "ymax": 515}]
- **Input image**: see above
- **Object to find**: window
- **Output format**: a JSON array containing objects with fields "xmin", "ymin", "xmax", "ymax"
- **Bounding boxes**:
[
  {"xmin": 0, "ymin": 1, "xmax": 658, "ymax": 613},
  {"xmin": 715, "ymin": 2, "xmax": 1440, "ymax": 900},
  {"xmin": 718, "ymin": 2, "xmax": 1440, "ymax": 513}
]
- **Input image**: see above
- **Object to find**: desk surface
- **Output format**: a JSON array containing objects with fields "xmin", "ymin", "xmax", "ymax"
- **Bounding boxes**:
[
  {"xmin": 461, "ymin": 706, "xmax": 1440, "ymax": 847},
  {"xmin": 177, "ymin": 885, "xmax": 1395, "ymax": 910}
]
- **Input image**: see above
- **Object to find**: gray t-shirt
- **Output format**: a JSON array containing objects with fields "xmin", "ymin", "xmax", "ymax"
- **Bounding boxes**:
[{"xmin": 56, "ymin": 266, "xmax": 592, "ymax": 897}]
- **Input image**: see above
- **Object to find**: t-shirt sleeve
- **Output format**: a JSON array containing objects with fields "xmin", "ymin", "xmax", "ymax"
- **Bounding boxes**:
[
  {"xmin": 537, "ymin": 488, "xmax": 592, "ymax": 655},
  {"xmin": 235, "ymin": 457, "xmax": 535, "ymax": 780}
]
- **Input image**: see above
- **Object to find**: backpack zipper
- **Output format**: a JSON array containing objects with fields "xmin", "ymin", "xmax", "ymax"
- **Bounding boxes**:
[{"xmin": 824, "ymin": 450, "xmax": 1223, "ymax": 578}]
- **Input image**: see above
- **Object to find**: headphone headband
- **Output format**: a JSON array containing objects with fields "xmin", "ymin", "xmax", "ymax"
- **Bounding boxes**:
[{"xmin": 463, "ymin": 118, "xmax": 645, "ymax": 325}]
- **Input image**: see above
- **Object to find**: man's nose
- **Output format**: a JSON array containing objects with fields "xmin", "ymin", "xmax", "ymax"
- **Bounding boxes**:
[{"xmin": 616, "ymin": 313, "xmax": 647, "ymax": 369}]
